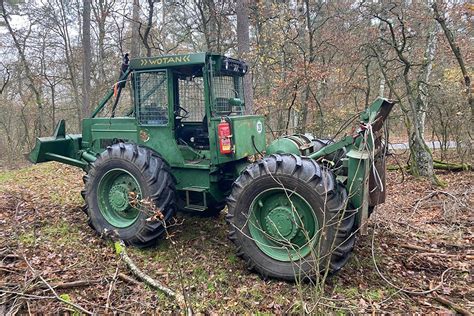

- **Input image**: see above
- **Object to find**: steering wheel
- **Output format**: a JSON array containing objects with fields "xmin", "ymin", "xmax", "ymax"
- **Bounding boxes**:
[{"xmin": 175, "ymin": 106, "xmax": 190, "ymax": 119}]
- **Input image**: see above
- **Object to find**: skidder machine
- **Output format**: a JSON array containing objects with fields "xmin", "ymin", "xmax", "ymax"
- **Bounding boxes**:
[{"xmin": 29, "ymin": 53, "xmax": 394, "ymax": 280}]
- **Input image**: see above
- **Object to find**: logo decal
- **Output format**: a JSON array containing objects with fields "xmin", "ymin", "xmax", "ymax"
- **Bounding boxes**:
[
  {"xmin": 256, "ymin": 121, "xmax": 263, "ymax": 134},
  {"xmin": 139, "ymin": 55, "xmax": 191, "ymax": 67},
  {"xmin": 139, "ymin": 130, "xmax": 150, "ymax": 142}
]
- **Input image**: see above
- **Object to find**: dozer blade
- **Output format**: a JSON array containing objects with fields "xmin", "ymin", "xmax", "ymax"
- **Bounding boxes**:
[{"xmin": 28, "ymin": 120, "xmax": 87, "ymax": 169}]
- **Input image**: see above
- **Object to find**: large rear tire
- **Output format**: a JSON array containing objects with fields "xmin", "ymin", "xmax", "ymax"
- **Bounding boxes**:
[
  {"xmin": 83, "ymin": 143, "xmax": 176, "ymax": 247},
  {"xmin": 226, "ymin": 154, "xmax": 356, "ymax": 281}
]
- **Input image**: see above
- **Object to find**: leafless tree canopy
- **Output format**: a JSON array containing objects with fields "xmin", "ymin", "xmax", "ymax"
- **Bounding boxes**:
[{"xmin": 0, "ymin": 0, "xmax": 472, "ymax": 174}]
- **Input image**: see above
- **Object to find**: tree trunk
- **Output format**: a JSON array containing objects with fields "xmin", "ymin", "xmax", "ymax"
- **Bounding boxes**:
[
  {"xmin": 130, "ymin": 0, "xmax": 141, "ymax": 58},
  {"xmin": 432, "ymin": 3, "xmax": 473, "ymax": 131},
  {"xmin": 236, "ymin": 0, "xmax": 253, "ymax": 114},
  {"xmin": 82, "ymin": 0, "xmax": 92, "ymax": 120},
  {"xmin": 92, "ymin": 0, "xmax": 109, "ymax": 90},
  {"xmin": 407, "ymin": 15, "xmax": 438, "ymax": 180},
  {"xmin": 416, "ymin": 19, "xmax": 438, "ymax": 139},
  {"xmin": 142, "ymin": 0, "xmax": 155, "ymax": 57},
  {"xmin": 297, "ymin": 0, "xmax": 316, "ymax": 134}
]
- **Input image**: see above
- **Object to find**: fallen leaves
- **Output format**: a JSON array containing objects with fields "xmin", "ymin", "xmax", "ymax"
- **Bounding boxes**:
[{"xmin": 0, "ymin": 161, "xmax": 472, "ymax": 313}]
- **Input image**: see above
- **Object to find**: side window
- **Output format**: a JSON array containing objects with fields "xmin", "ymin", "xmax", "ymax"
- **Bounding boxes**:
[
  {"xmin": 136, "ymin": 71, "xmax": 168, "ymax": 125},
  {"xmin": 178, "ymin": 77, "xmax": 205, "ymax": 122}
]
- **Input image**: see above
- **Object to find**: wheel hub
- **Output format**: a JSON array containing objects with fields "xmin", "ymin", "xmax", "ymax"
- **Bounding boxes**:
[
  {"xmin": 264, "ymin": 206, "xmax": 298, "ymax": 242},
  {"xmin": 249, "ymin": 188, "xmax": 319, "ymax": 262},
  {"xmin": 98, "ymin": 168, "xmax": 142, "ymax": 228},
  {"xmin": 109, "ymin": 184, "xmax": 130, "ymax": 212}
]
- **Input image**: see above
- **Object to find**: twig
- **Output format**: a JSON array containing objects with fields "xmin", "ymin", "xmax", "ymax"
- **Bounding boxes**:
[
  {"xmin": 47, "ymin": 279, "xmax": 101, "ymax": 290},
  {"xmin": 432, "ymin": 294, "xmax": 473, "ymax": 316},
  {"xmin": 0, "ymin": 289, "xmax": 54, "ymax": 300},
  {"xmin": 22, "ymin": 256, "xmax": 93, "ymax": 315},
  {"xmin": 114, "ymin": 240, "xmax": 187, "ymax": 311},
  {"xmin": 105, "ymin": 264, "xmax": 119, "ymax": 313}
]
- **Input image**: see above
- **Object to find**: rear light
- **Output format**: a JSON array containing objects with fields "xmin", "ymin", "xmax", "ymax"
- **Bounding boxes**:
[{"xmin": 218, "ymin": 118, "xmax": 233, "ymax": 154}]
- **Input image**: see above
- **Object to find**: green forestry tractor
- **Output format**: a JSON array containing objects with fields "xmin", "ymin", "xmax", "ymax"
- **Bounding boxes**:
[{"xmin": 29, "ymin": 52, "xmax": 394, "ymax": 281}]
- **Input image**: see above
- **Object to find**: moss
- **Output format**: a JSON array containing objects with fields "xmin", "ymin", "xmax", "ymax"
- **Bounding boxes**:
[
  {"xmin": 0, "ymin": 170, "xmax": 16, "ymax": 183},
  {"xmin": 366, "ymin": 289, "xmax": 384, "ymax": 301},
  {"xmin": 192, "ymin": 267, "xmax": 208, "ymax": 283},
  {"xmin": 43, "ymin": 221, "xmax": 76, "ymax": 236},
  {"xmin": 18, "ymin": 231, "xmax": 35, "ymax": 246},
  {"xmin": 227, "ymin": 253, "xmax": 238, "ymax": 264},
  {"xmin": 41, "ymin": 221, "xmax": 81, "ymax": 244}
]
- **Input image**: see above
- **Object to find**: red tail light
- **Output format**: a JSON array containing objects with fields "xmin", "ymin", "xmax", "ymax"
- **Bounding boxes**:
[{"xmin": 218, "ymin": 118, "xmax": 233, "ymax": 154}]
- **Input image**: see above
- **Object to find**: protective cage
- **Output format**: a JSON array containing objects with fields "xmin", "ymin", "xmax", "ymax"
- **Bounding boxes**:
[
  {"xmin": 211, "ymin": 74, "xmax": 245, "ymax": 116},
  {"xmin": 135, "ymin": 71, "xmax": 169, "ymax": 125}
]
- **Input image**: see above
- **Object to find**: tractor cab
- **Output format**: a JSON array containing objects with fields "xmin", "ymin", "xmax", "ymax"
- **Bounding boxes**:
[{"xmin": 84, "ymin": 53, "xmax": 264, "ymax": 167}]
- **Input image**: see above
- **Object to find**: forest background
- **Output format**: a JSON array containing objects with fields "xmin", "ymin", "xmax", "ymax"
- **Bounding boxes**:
[{"xmin": 0, "ymin": 0, "xmax": 472, "ymax": 179}]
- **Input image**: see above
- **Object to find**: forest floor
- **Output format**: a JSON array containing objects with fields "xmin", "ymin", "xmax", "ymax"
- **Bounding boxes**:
[{"xmin": 0, "ymin": 154, "xmax": 472, "ymax": 314}]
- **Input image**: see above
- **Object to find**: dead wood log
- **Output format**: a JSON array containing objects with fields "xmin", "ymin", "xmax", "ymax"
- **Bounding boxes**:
[{"xmin": 433, "ymin": 160, "xmax": 471, "ymax": 171}]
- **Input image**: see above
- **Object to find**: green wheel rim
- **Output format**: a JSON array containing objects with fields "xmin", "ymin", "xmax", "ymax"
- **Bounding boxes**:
[
  {"xmin": 98, "ymin": 168, "xmax": 142, "ymax": 228},
  {"xmin": 249, "ymin": 188, "xmax": 318, "ymax": 262}
]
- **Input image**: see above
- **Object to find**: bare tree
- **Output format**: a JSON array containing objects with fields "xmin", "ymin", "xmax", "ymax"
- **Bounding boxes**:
[
  {"xmin": 432, "ymin": 2, "xmax": 473, "ymax": 130},
  {"xmin": 0, "ymin": 0, "xmax": 46, "ymax": 136},
  {"xmin": 370, "ymin": 3, "xmax": 438, "ymax": 182}
]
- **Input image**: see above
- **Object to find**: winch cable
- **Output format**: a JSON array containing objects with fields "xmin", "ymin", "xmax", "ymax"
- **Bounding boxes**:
[
  {"xmin": 330, "ymin": 111, "xmax": 362, "ymax": 142},
  {"xmin": 364, "ymin": 123, "xmax": 453, "ymax": 295}
]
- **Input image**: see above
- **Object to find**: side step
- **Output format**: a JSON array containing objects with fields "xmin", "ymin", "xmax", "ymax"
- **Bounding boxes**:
[{"xmin": 183, "ymin": 186, "xmax": 208, "ymax": 212}]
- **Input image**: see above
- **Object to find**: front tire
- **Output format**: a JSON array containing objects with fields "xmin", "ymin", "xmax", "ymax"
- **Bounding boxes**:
[
  {"xmin": 226, "ymin": 154, "xmax": 356, "ymax": 281},
  {"xmin": 83, "ymin": 143, "xmax": 176, "ymax": 247}
]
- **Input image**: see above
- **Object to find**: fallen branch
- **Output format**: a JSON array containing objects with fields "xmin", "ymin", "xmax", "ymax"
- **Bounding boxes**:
[
  {"xmin": 432, "ymin": 294, "xmax": 473, "ymax": 316},
  {"xmin": 114, "ymin": 241, "xmax": 187, "ymax": 311},
  {"xmin": 416, "ymin": 252, "xmax": 474, "ymax": 260},
  {"xmin": 387, "ymin": 161, "xmax": 471, "ymax": 172},
  {"xmin": 413, "ymin": 190, "xmax": 464, "ymax": 212}
]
